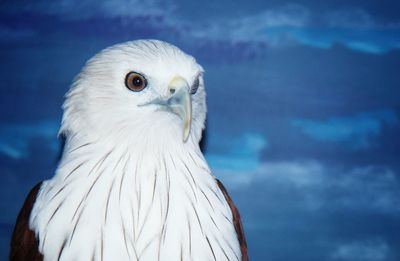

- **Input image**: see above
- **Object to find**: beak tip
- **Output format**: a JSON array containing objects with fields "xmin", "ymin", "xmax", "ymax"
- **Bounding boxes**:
[{"xmin": 182, "ymin": 120, "xmax": 191, "ymax": 142}]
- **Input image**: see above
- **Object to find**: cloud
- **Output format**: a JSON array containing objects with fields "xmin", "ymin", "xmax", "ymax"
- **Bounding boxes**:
[
  {"xmin": 205, "ymin": 132, "xmax": 267, "ymax": 171},
  {"xmin": 0, "ymin": 121, "xmax": 59, "ymax": 159},
  {"xmin": 325, "ymin": 9, "xmax": 377, "ymax": 29},
  {"xmin": 269, "ymin": 27, "xmax": 400, "ymax": 53},
  {"xmin": 330, "ymin": 239, "xmax": 390, "ymax": 261},
  {"xmin": 291, "ymin": 109, "xmax": 398, "ymax": 150},
  {"xmin": 216, "ymin": 159, "xmax": 400, "ymax": 260},
  {"xmin": 259, "ymin": 7, "xmax": 400, "ymax": 53},
  {"xmin": 189, "ymin": 5, "xmax": 400, "ymax": 54},
  {"xmin": 2, "ymin": 0, "xmax": 173, "ymax": 20},
  {"xmin": 204, "ymin": 114, "xmax": 399, "ymax": 217},
  {"xmin": 195, "ymin": 4, "xmax": 309, "ymax": 40},
  {"xmin": 217, "ymin": 160, "xmax": 324, "ymax": 189},
  {"xmin": 2, "ymin": 1, "xmax": 399, "ymax": 56},
  {"xmin": 216, "ymin": 158, "xmax": 400, "ymax": 214},
  {"xmin": 203, "ymin": 125, "xmax": 400, "ymax": 260}
]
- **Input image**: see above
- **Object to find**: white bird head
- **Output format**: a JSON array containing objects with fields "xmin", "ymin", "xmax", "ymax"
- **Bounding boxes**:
[{"xmin": 60, "ymin": 40, "xmax": 206, "ymax": 147}]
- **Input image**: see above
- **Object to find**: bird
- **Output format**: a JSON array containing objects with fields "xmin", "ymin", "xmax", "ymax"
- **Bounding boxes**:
[{"xmin": 10, "ymin": 40, "xmax": 248, "ymax": 261}]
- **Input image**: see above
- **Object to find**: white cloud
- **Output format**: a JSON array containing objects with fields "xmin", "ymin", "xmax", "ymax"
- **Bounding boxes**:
[
  {"xmin": 216, "ymin": 160, "xmax": 324, "ymax": 188},
  {"xmin": 215, "ymin": 160, "xmax": 400, "ymax": 214},
  {"xmin": 291, "ymin": 110, "xmax": 399, "ymax": 150},
  {"xmin": 6, "ymin": 0, "xmax": 174, "ymax": 20},
  {"xmin": 0, "ymin": 121, "xmax": 59, "ymax": 159},
  {"xmin": 189, "ymin": 6, "xmax": 400, "ymax": 53},
  {"xmin": 228, "ymin": 4, "xmax": 310, "ymax": 40},
  {"xmin": 4, "ymin": 2, "xmax": 399, "ymax": 54},
  {"xmin": 330, "ymin": 239, "xmax": 390, "ymax": 261},
  {"xmin": 323, "ymin": 8, "xmax": 400, "ymax": 29},
  {"xmin": 206, "ymin": 132, "xmax": 267, "ymax": 172},
  {"xmin": 190, "ymin": 4, "xmax": 310, "ymax": 43},
  {"xmin": 325, "ymin": 9, "xmax": 376, "ymax": 29}
]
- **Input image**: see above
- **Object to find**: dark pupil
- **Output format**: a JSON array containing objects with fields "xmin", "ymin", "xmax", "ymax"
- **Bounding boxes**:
[{"xmin": 132, "ymin": 76, "xmax": 143, "ymax": 87}]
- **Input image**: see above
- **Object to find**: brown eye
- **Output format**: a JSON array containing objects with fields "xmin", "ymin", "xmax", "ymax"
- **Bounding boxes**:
[{"xmin": 125, "ymin": 72, "xmax": 147, "ymax": 92}]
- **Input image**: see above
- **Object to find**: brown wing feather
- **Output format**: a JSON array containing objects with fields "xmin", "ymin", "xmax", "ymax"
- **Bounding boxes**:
[
  {"xmin": 216, "ymin": 179, "xmax": 249, "ymax": 261},
  {"xmin": 10, "ymin": 182, "xmax": 44, "ymax": 261}
]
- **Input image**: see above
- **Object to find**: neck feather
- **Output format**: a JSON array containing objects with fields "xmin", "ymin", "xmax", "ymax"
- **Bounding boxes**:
[{"xmin": 30, "ymin": 136, "xmax": 241, "ymax": 261}]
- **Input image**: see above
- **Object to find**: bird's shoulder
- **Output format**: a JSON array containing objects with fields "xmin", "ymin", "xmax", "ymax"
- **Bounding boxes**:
[
  {"xmin": 10, "ymin": 182, "xmax": 44, "ymax": 261},
  {"xmin": 216, "ymin": 179, "xmax": 249, "ymax": 261}
]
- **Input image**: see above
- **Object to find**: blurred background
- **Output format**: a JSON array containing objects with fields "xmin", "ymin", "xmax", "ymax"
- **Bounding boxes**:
[{"xmin": 1, "ymin": 0, "xmax": 400, "ymax": 260}]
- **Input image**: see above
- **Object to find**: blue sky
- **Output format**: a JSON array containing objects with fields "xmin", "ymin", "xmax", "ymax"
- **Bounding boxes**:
[{"xmin": 1, "ymin": 0, "xmax": 400, "ymax": 260}]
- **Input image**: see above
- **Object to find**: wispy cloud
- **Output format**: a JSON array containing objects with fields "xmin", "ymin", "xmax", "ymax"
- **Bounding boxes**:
[
  {"xmin": 261, "ymin": 7, "xmax": 400, "ymax": 53},
  {"xmin": 205, "ymin": 132, "xmax": 267, "ymax": 171},
  {"xmin": 215, "ymin": 158, "xmax": 400, "ymax": 260},
  {"xmin": 190, "ymin": 5, "xmax": 400, "ymax": 53},
  {"xmin": 217, "ymin": 159, "xmax": 400, "ymax": 214},
  {"xmin": 2, "ymin": 0, "xmax": 173, "ymax": 20},
  {"xmin": 265, "ymin": 27, "xmax": 400, "ymax": 53},
  {"xmin": 0, "ymin": 121, "xmax": 59, "ymax": 159},
  {"xmin": 190, "ymin": 4, "xmax": 309, "ymax": 42},
  {"xmin": 325, "ymin": 9, "xmax": 377, "ymax": 29},
  {"xmin": 291, "ymin": 109, "xmax": 398, "ymax": 150},
  {"xmin": 330, "ymin": 239, "xmax": 390, "ymax": 261},
  {"xmin": 2, "ymin": 2, "xmax": 400, "ymax": 55}
]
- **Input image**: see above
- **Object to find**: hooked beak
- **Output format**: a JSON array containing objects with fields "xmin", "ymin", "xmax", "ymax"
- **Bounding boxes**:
[{"xmin": 140, "ymin": 76, "xmax": 192, "ymax": 142}]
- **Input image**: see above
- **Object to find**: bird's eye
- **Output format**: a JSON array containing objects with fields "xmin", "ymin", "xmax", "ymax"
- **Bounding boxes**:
[
  {"xmin": 190, "ymin": 77, "xmax": 200, "ymax": 94},
  {"xmin": 125, "ymin": 72, "xmax": 147, "ymax": 92}
]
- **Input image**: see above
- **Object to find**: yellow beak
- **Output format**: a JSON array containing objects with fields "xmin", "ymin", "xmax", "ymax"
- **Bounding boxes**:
[
  {"xmin": 140, "ymin": 76, "xmax": 192, "ymax": 142},
  {"xmin": 167, "ymin": 76, "xmax": 192, "ymax": 142}
]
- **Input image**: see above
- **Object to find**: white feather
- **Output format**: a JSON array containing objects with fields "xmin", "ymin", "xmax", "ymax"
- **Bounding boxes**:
[{"xmin": 30, "ymin": 40, "xmax": 241, "ymax": 261}]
